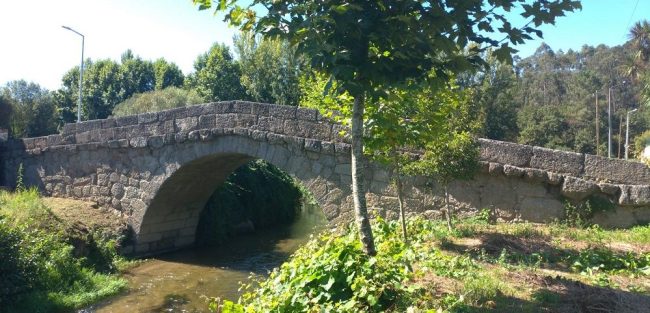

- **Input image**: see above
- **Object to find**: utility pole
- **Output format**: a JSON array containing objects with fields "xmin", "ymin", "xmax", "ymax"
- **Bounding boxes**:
[
  {"xmin": 595, "ymin": 91, "xmax": 599, "ymax": 156},
  {"xmin": 608, "ymin": 87, "xmax": 612, "ymax": 158},
  {"xmin": 626, "ymin": 108, "xmax": 639, "ymax": 160},
  {"xmin": 618, "ymin": 115, "xmax": 623, "ymax": 158}
]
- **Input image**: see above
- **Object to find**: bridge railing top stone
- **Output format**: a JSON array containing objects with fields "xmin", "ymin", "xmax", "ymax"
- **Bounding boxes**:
[
  {"xmin": 479, "ymin": 138, "xmax": 650, "ymax": 186},
  {"xmin": 8, "ymin": 101, "xmax": 349, "ymax": 153}
]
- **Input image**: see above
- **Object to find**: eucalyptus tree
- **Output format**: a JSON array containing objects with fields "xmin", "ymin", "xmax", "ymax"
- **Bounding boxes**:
[{"xmin": 195, "ymin": 0, "xmax": 581, "ymax": 255}]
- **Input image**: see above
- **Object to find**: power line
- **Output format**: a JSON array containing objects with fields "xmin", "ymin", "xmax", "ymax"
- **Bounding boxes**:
[{"xmin": 622, "ymin": 0, "xmax": 640, "ymax": 39}]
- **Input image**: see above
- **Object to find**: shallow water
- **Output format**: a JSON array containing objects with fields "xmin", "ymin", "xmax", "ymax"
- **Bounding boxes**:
[{"xmin": 84, "ymin": 205, "xmax": 326, "ymax": 313}]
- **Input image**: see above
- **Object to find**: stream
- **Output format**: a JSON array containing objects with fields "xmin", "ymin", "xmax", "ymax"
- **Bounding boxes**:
[{"xmin": 83, "ymin": 204, "xmax": 326, "ymax": 313}]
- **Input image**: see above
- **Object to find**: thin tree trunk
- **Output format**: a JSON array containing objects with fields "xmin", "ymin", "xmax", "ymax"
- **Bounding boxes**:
[
  {"xmin": 444, "ymin": 184, "xmax": 452, "ymax": 231},
  {"xmin": 395, "ymin": 162, "xmax": 408, "ymax": 244},
  {"xmin": 351, "ymin": 94, "xmax": 376, "ymax": 256}
]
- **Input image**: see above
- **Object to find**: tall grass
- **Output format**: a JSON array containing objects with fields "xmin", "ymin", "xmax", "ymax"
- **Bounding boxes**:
[{"xmin": 0, "ymin": 189, "xmax": 127, "ymax": 312}]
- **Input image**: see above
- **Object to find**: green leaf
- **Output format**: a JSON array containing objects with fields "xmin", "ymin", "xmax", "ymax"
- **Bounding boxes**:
[{"xmin": 322, "ymin": 276, "xmax": 335, "ymax": 291}]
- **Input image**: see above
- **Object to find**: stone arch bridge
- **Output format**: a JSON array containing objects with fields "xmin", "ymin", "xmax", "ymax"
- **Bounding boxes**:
[{"xmin": 1, "ymin": 101, "xmax": 649, "ymax": 255}]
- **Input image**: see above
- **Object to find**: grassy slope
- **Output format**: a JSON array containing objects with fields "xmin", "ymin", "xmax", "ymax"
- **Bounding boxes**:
[
  {"xmin": 0, "ymin": 189, "xmax": 131, "ymax": 313},
  {"xmin": 215, "ymin": 216, "xmax": 650, "ymax": 313}
]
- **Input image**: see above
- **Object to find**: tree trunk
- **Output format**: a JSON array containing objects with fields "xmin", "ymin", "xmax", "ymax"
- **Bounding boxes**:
[
  {"xmin": 351, "ymin": 94, "xmax": 376, "ymax": 255},
  {"xmin": 444, "ymin": 184, "xmax": 452, "ymax": 231},
  {"xmin": 395, "ymin": 164, "xmax": 408, "ymax": 244}
]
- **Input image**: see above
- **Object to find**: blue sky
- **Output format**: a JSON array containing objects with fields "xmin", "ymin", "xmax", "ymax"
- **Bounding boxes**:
[{"xmin": 0, "ymin": 0, "xmax": 648, "ymax": 91}]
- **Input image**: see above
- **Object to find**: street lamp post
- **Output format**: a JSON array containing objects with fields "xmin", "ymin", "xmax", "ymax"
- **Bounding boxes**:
[
  {"xmin": 62, "ymin": 26, "xmax": 84, "ymax": 123},
  {"xmin": 625, "ymin": 108, "xmax": 639, "ymax": 160}
]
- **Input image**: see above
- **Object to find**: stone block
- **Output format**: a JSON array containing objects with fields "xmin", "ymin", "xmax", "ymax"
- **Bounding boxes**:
[
  {"xmin": 321, "ymin": 142, "xmax": 335, "ymax": 154},
  {"xmin": 304, "ymin": 139, "xmax": 322, "ymax": 152},
  {"xmin": 234, "ymin": 114, "xmax": 257, "ymax": 128},
  {"xmin": 75, "ymin": 131, "xmax": 90, "ymax": 144},
  {"xmin": 213, "ymin": 101, "xmax": 234, "ymax": 113},
  {"xmin": 296, "ymin": 107, "xmax": 318, "ymax": 121},
  {"xmin": 334, "ymin": 143, "xmax": 351, "ymax": 155},
  {"xmin": 524, "ymin": 168, "xmax": 548, "ymax": 183},
  {"xmin": 251, "ymin": 102, "xmax": 270, "ymax": 116},
  {"xmin": 530, "ymin": 146, "xmax": 584, "ymax": 176},
  {"xmin": 198, "ymin": 114, "xmax": 216, "ymax": 129},
  {"xmin": 101, "ymin": 118, "xmax": 116, "ymax": 129},
  {"xmin": 519, "ymin": 197, "xmax": 565, "ymax": 222},
  {"xmin": 488, "ymin": 162, "xmax": 504, "ymax": 175},
  {"xmin": 77, "ymin": 120, "xmax": 102, "ymax": 132},
  {"xmin": 591, "ymin": 207, "xmax": 638, "ymax": 228},
  {"xmin": 46, "ymin": 134, "xmax": 62, "ymax": 146},
  {"xmin": 175, "ymin": 116, "xmax": 199, "ymax": 133},
  {"xmin": 618, "ymin": 185, "xmax": 650, "ymax": 206},
  {"xmin": 62, "ymin": 123, "xmax": 77, "ymax": 135},
  {"xmin": 147, "ymin": 136, "xmax": 164, "ymax": 149},
  {"xmin": 233, "ymin": 101, "xmax": 253, "ymax": 114},
  {"xmin": 215, "ymin": 114, "xmax": 236, "ymax": 129},
  {"xmin": 115, "ymin": 115, "xmax": 138, "ymax": 127},
  {"xmin": 269, "ymin": 104, "xmax": 296, "ymax": 119},
  {"xmin": 129, "ymin": 137, "xmax": 147, "ymax": 148},
  {"xmin": 186, "ymin": 104, "xmax": 205, "ymax": 117},
  {"xmin": 158, "ymin": 107, "xmax": 186, "ymax": 121},
  {"xmin": 584, "ymin": 154, "xmax": 650, "ymax": 185},
  {"xmin": 138, "ymin": 112, "xmax": 158, "ymax": 124},
  {"xmin": 479, "ymin": 138, "xmax": 532, "ymax": 167},
  {"xmin": 335, "ymin": 163, "xmax": 351, "ymax": 175},
  {"xmin": 561, "ymin": 176, "xmax": 598, "ymax": 201},
  {"xmin": 503, "ymin": 165, "xmax": 525, "ymax": 178}
]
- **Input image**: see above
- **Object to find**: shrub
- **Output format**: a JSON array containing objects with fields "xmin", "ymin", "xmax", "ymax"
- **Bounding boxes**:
[
  {"xmin": 111, "ymin": 86, "xmax": 204, "ymax": 117},
  {"xmin": 211, "ymin": 218, "xmax": 424, "ymax": 312}
]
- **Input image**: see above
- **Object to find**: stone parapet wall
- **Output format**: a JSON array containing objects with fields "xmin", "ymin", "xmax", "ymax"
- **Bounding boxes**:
[
  {"xmin": 479, "ymin": 139, "xmax": 650, "ymax": 185},
  {"xmin": 5, "ymin": 101, "xmax": 347, "ymax": 155},
  {"xmin": 478, "ymin": 139, "xmax": 650, "ymax": 208},
  {"xmin": 1, "ymin": 102, "xmax": 649, "ymax": 254}
]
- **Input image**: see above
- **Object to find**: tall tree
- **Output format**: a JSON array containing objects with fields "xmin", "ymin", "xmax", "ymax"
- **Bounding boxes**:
[
  {"xmin": 473, "ymin": 51, "xmax": 520, "ymax": 141},
  {"xmin": 119, "ymin": 50, "xmax": 156, "ymax": 98},
  {"xmin": 1, "ymin": 80, "xmax": 58, "ymax": 137},
  {"xmin": 234, "ymin": 33, "xmax": 304, "ymax": 106},
  {"xmin": 185, "ymin": 43, "xmax": 246, "ymax": 101},
  {"xmin": 196, "ymin": 0, "xmax": 581, "ymax": 255},
  {"xmin": 0, "ymin": 94, "xmax": 13, "ymax": 135},
  {"xmin": 56, "ymin": 51, "xmax": 174, "ymax": 121},
  {"xmin": 153, "ymin": 58, "xmax": 185, "ymax": 90}
]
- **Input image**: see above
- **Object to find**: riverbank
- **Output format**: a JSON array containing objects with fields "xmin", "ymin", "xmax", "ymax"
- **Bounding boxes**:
[
  {"xmin": 214, "ymin": 215, "xmax": 650, "ymax": 313},
  {"xmin": 0, "ymin": 189, "xmax": 131, "ymax": 313}
]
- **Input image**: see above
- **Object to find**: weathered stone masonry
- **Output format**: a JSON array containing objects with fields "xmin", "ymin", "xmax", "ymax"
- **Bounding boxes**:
[{"xmin": 1, "ymin": 101, "xmax": 648, "ymax": 255}]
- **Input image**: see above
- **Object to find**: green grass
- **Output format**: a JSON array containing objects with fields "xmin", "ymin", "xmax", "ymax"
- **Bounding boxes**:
[
  {"xmin": 207, "ymin": 215, "xmax": 650, "ymax": 313},
  {"xmin": 0, "ymin": 189, "xmax": 128, "ymax": 313}
]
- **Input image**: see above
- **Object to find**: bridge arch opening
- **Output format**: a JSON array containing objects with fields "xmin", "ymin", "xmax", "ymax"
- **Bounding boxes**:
[{"xmin": 132, "ymin": 136, "xmax": 345, "ymax": 255}]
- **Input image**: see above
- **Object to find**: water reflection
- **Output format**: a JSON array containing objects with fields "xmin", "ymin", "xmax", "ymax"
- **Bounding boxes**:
[{"xmin": 85, "ymin": 203, "xmax": 326, "ymax": 313}]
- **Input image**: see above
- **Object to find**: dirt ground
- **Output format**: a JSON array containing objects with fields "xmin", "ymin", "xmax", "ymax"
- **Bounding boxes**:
[{"xmin": 42, "ymin": 197, "xmax": 129, "ymax": 238}]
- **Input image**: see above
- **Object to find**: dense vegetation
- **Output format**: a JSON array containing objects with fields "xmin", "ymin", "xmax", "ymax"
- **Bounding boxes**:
[
  {"xmin": 196, "ymin": 160, "xmax": 304, "ymax": 246},
  {"xmin": 0, "ymin": 189, "xmax": 128, "ymax": 313},
  {"xmin": 209, "ymin": 215, "xmax": 650, "ymax": 313}
]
